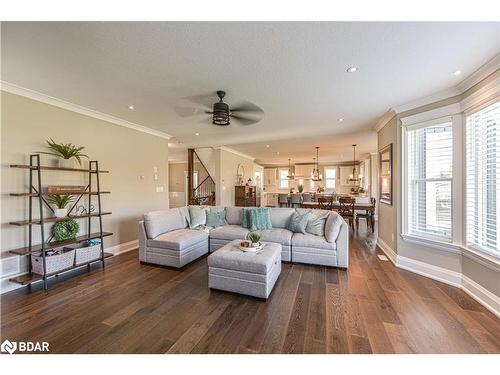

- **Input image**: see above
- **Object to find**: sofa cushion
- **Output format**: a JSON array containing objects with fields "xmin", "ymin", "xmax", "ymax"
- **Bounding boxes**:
[
  {"xmin": 225, "ymin": 206, "xmax": 244, "ymax": 225},
  {"xmin": 325, "ymin": 211, "xmax": 343, "ymax": 243},
  {"xmin": 256, "ymin": 228, "xmax": 293, "ymax": 246},
  {"xmin": 143, "ymin": 209, "xmax": 187, "ymax": 239},
  {"xmin": 210, "ymin": 224, "xmax": 250, "ymax": 241},
  {"xmin": 269, "ymin": 208, "xmax": 295, "ymax": 228},
  {"xmin": 292, "ymin": 232, "xmax": 337, "ymax": 250},
  {"xmin": 288, "ymin": 211, "xmax": 310, "ymax": 234},
  {"xmin": 306, "ymin": 211, "xmax": 329, "ymax": 236},
  {"xmin": 147, "ymin": 228, "xmax": 208, "ymax": 251}
]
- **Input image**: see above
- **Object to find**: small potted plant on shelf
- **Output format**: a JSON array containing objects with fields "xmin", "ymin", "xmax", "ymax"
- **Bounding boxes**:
[
  {"xmin": 46, "ymin": 194, "xmax": 74, "ymax": 218},
  {"xmin": 38, "ymin": 138, "xmax": 88, "ymax": 168},
  {"xmin": 247, "ymin": 231, "xmax": 261, "ymax": 248}
]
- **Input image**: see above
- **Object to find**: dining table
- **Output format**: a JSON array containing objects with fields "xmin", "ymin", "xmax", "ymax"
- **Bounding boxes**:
[{"xmin": 300, "ymin": 200, "xmax": 376, "ymax": 232}]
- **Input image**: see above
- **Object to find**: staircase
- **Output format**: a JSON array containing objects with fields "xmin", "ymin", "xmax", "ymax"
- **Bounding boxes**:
[{"xmin": 188, "ymin": 148, "xmax": 216, "ymax": 206}]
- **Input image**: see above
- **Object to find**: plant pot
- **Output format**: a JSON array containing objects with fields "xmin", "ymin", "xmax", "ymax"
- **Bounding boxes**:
[
  {"xmin": 54, "ymin": 208, "xmax": 68, "ymax": 218},
  {"xmin": 58, "ymin": 159, "xmax": 75, "ymax": 169}
]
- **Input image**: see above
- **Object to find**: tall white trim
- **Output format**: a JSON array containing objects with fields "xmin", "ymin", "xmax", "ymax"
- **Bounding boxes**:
[
  {"xmin": 214, "ymin": 146, "xmax": 255, "ymax": 161},
  {"xmin": 375, "ymin": 244, "xmax": 500, "ymax": 318},
  {"xmin": 456, "ymin": 53, "xmax": 500, "ymax": 93},
  {"xmin": 1, "ymin": 81, "xmax": 172, "ymax": 140},
  {"xmin": 373, "ymin": 110, "xmax": 396, "ymax": 131}
]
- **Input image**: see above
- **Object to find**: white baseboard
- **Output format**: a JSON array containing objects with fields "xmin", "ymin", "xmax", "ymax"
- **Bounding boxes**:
[
  {"xmin": 375, "ymin": 242, "xmax": 499, "ymax": 318},
  {"xmin": 105, "ymin": 240, "xmax": 139, "ymax": 256},
  {"xmin": 461, "ymin": 275, "xmax": 500, "ymax": 318},
  {"xmin": 0, "ymin": 240, "xmax": 139, "ymax": 295},
  {"xmin": 396, "ymin": 255, "xmax": 462, "ymax": 287},
  {"xmin": 376, "ymin": 237, "xmax": 397, "ymax": 265}
]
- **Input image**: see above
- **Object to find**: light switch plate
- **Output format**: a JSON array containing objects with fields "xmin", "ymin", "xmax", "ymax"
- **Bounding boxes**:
[{"xmin": 156, "ymin": 186, "xmax": 164, "ymax": 193}]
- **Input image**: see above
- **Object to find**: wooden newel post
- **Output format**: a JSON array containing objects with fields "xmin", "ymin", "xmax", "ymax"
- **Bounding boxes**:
[{"xmin": 187, "ymin": 148, "xmax": 194, "ymax": 205}]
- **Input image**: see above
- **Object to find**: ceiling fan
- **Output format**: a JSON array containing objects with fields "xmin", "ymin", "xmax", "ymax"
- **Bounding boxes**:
[{"xmin": 175, "ymin": 90, "xmax": 264, "ymax": 126}]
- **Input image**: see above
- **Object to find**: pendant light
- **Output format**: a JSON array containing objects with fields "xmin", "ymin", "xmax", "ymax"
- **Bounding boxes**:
[
  {"xmin": 348, "ymin": 144, "xmax": 359, "ymax": 183},
  {"xmin": 287, "ymin": 158, "xmax": 295, "ymax": 179},
  {"xmin": 311, "ymin": 147, "xmax": 322, "ymax": 181}
]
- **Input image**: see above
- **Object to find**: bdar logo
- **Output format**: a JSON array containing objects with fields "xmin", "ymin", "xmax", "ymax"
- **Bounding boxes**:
[{"xmin": 1, "ymin": 339, "xmax": 17, "ymax": 354}]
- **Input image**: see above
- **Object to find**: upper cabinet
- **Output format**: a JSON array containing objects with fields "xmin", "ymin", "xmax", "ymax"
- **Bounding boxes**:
[
  {"xmin": 263, "ymin": 168, "xmax": 277, "ymax": 186},
  {"xmin": 294, "ymin": 164, "xmax": 314, "ymax": 178}
]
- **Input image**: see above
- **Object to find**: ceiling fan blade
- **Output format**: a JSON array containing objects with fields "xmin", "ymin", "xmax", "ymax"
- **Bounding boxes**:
[
  {"xmin": 174, "ymin": 106, "xmax": 210, "ymax": 117},
  {"xmin": 230, "ymin": 101, "xmax": 264, "ymax": 115},
  {"xmin": 230, "ymin": 114, "xmax": 261, "ymax": 126},
  {"xmin": 183, "ymin": 94, "xmax": 215, "ymax": 109}
]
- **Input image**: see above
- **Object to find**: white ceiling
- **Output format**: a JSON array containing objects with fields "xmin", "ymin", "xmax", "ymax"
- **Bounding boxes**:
[{"xmin": 2, "ymin": 22, "xmax": 499, "ymax": 163}]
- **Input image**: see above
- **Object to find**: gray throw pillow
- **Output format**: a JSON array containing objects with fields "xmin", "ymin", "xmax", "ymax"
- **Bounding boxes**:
[
  {"xmin": 306, "ymin": 211, "xmax": 329, "ymax": 236},
  {"xmin": 324, "ymin": 212, "xmax": 343, "ymax": 242},
  {"xmin": 288, "ymin": 211, "xmax": 310, "ymax": 234},
  {"xmin": 188, "ymin": 206, "xmax": 207, "ymax": 229}
]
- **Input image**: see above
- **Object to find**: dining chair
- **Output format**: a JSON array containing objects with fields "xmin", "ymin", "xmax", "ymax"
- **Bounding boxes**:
[
  {"xmin": 278, "ymin": 193, "xmax": 289, "ymax": 208},
  {"xmin": 290, "ymin": 193, "xmax": 301, "ymax": 208},
  {"xmin": 355, "ymin": 197, "xmax": 376, "ymax": 232},
  {"xmin": 302, "ymin": 193, "xmax": 312, "ymax": 203},
  {"xmin": 317, "ymin": 196, "xmax": 333, "ymax": 210},
  {"xmin": 338, "ymin": 197, "xmax": 355, "ymax": 228}
]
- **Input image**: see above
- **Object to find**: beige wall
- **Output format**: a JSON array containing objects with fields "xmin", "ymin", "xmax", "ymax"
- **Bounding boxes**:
[
  {"xmin": 1, "ymin": 92, "xmax": 169, "ymax": 290},
  {"xmin": 377, "ymin": 68, "xmax": 500, "ymax": 303},
  {"xmin": 168, "ymin": 161, "xmax": 209, "ymax": 208},
  {"xmin": 377, "ymin": 115, "xmax": 398, "ymax": 252},
  {"xmin": 218, "ymin": 149, "xmax": 255, "ymax": 206}
]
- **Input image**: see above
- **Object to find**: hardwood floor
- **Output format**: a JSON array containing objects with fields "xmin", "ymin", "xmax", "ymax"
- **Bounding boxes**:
[{"xmin": 1, "ymin": 226, "xmax": 499, "ymax": 354}]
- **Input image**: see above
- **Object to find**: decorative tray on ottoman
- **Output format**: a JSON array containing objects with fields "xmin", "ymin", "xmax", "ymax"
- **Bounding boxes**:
[{"xmin": 238, "ymin": 241, "xmax": 264, "ymax": 252}]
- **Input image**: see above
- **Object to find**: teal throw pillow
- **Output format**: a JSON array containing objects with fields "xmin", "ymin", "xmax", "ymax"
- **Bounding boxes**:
[
  {"xmin": 288, "ymin": 211, "xmax": 310, "ymax": 234},
  {"xmin": 247, "ymin": 207, "xmax": 272, "ymax": 231},
  {"xmin": 188, "ymin": 206, "xmax": 206, "ymax": 228},
  {"xmin": 206, "ymin": 209, "xmax": 226, "ymax": 228},
  {"xmin": 242, "ymin": 208, "xmax": 252, "ymax": 229}
]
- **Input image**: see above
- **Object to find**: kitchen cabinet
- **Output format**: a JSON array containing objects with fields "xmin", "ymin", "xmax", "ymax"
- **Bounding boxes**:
[
  {"xmin": 339, "ymin": 166, "xmax": 359, "ymax": 186},
  {"xmin": 294, "ymin": 164, "xmax": 314, "ymax": 178},
  {"xmin": 264, "ymin": 168, "xmax": 277, "ymax": 186}
]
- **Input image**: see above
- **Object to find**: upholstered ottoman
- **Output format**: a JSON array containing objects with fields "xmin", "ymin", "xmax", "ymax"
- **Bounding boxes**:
[{"xmin": 207, "ymin": 239, "xmax": 281, "ymax": 300}]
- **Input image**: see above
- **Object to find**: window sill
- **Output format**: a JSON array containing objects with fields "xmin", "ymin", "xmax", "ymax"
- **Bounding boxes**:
[
  {"xmin": 400, "ymin": 233, "xmax": 461, "ymax": 254},
  {"xmin": 401, "ymin": 233, "xmax": 500, "ymax": 271}
]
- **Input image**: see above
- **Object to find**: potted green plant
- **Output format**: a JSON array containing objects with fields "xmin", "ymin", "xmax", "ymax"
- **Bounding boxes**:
[
  {"xmin": 46, "ymin": 195, "xmax": 74, "ymax": 218},
  {"xmin": 38, "ymin": 138, "xmax": 88, "ymax": 168},
  {"xmin": 247, "ymin": 231, "xmax": 261, "ymax": 247}
]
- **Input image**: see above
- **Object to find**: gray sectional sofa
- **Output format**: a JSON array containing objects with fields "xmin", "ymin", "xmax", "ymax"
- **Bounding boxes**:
[{"xmin": 138, "ymin": 206, "xmax": 349, "ymax": 269}]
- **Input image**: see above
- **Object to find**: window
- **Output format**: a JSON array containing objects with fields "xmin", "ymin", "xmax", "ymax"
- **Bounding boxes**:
[
  {"xmin": 279, "ymin": 169, "xmax": 289, "ymax": 189},
  {"xmin": 466, "ymin": 101, "xmax": 500, "ymax": 255},
  {"xmin": 325, "ymin": 167, "xmax": 336, "ymax": 189},
  {"xmin": 406, "ymin": 120, "xmax": 453, "ymax": 241}
]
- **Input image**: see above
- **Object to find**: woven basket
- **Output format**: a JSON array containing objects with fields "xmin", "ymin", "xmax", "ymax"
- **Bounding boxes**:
[
  {"xmin": 31, "ymin": 249, "xmax": 75, "ymax": 275},
  {"xmin": 66, "ymin": 241, "xmax": 102, "ymax": 266}
]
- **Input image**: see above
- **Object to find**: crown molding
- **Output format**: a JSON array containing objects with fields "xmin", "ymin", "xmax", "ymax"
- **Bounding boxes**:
[
  {"xmin": 1, "ymin": 81, "xmax": 172, "ymax": 140},
  {"xmin": 457, "ymin": 53, "xmax": 500, "ymax": 93},
  {"xmin": 391, "ymin": 86, "xmax": 461, "ymax": 115},
  {"xmin": 373, "ymin": 109, "xmax": 397, "ymax": 132},
  {"xmin": 214, "ymin": 146, "xmax": 255, "ymax": 161}
]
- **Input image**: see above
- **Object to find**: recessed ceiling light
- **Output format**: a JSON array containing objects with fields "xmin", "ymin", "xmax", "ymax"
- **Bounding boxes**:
[
  {"xmin": 453, "ymin": 70, "xmax": 461, "ymax": 76},
  {"xmin": 346, "ymin": 66, "xmax": 358, "ymax": 73},
  {"xmin": 195, "ymin": 133, "xmax": 199, "ymax": 136},
  {"xmin": 128, "ymin": 105, "xmax": 135, "ymax": 110},
  {"xmin": 266, "ymin": 145, "xmax": 270, "ymax": 148},
  {"xmin": 338, "ymin": 118, "xmax": 344, "ymax": 122},
  {"xmin": 277, "ymin": 152, "xmax": 280, "ymax": 155}
]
